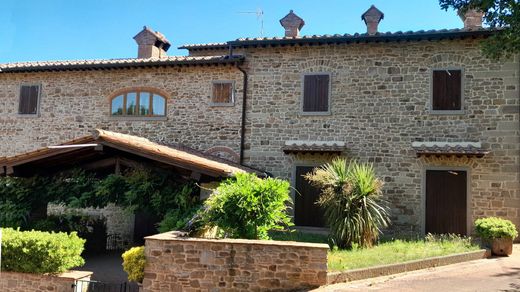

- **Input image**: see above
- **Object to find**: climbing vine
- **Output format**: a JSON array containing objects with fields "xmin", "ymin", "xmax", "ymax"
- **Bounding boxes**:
[{"xmin": 0, "ymin": 168, "xmax": 200, "ymax": 231}]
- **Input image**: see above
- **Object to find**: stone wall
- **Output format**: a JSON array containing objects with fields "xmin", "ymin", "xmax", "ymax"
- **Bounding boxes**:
[
  {"xmin": 143, "ymin": 231, "xmax": 329, "ymax": 291},
  {"xmin": 1, "ymin": 36, "xmax": 519, "ymax": 236},
  {"xmin": 238, "ymin": 38, "xmax": 520, "ymax": 234},
  {"xmin": 48, "ymin": 203, "xmax": 134, "ymax": 249},
  {"xmin": 0, "ymin": 270, "xmax": 92, "ymax": 292},
  {"xmin": 0, "ymin": 65, "xmax": 243, "ymax": 158}
]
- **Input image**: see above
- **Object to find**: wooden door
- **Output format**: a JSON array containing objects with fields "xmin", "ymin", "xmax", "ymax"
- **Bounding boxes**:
[
  {"xmin": 425, "ymin": 169, "xmax": 467, "ymax": 235},
  {"xmin": 294, "ymin": 166, "xmax": 325, "ymax": 227}
]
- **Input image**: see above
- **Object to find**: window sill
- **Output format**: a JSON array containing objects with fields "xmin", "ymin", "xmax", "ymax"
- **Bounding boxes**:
[
  {"xmin": 429, "ymin": 110, "xmax": 465, "ymax": 115},
  {"xmin": 209, "ymin": 102, "xmax": 235, "ymax": 107},
  {"xmin": 17, "ymin": 113, "xmax": 40, "ymax": 118},
  {"xmin": 299, "ymin": 111, "xmax": 332, "ymax": 116},
  {"xmin": 109, "ymin": 116, "xmax": 168, "ymax": 121}
]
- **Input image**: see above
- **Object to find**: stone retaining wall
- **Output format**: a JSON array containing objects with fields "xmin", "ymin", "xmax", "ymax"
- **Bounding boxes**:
[
  {"xmin": 0, "ymin": 270, "xmax": 92, "ymax": 292},
  {"xmin": 143, "ymin": 231, "xmax": 329, "ymax": 291}
]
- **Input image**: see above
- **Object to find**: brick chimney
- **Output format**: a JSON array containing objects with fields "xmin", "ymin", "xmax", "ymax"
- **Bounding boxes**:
[
  {"xmin": 133, "ymin": 26, "xmax": 171, "ymax": 59},
  {"xmin": 459, "ymin": 9, "xmax": 484, "ymax": 30},
  {"xmin": 280, "ymin": 10, "xmax": 305, "ymax": 37},
  {"xmin": 361, "ymin": 5, "xmax": 384, "ymax": 35}
]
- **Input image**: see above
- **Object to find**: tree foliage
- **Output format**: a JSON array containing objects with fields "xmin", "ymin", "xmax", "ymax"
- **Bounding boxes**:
[
  {"xmin": 0, "ymin": 176, "xmax": 51, "ymax": 227},
  {"xmin": 200, "ymin": 173, "xmax": 293, "ymax": 240},
  {"xmin": 439, "ymin": 0, "xmax": 520, "ymax": 59},
  {"xmin": 305, "ymin": 158, "xmax": 390, "ymax": 249}
]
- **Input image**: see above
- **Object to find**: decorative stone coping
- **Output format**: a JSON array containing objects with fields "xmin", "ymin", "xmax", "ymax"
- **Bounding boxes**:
[
  {"xmin": 327, "ymin": 249, "xmax": 490, "ymax": 284},
  {"xmin": 144, "ymin": 231, "xmax": 330, "ymax": 249},
  {"xmin": 55, "ymin": 270, "xmax": 93, "ymax": 280}
]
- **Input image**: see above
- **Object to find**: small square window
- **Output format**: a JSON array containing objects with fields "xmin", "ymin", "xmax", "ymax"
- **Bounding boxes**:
[
  {"xmin": 211, "ymin": 81, "xmax": 234, "ymax": 105},
  {"xmin": 432, "ymin": 69, "xmax": 463, "ymax": 112},
  {"xmin": 302, "ymin": 74, "xmax": 330, "ymax": 114},
  {"xmin": 18, "ymin": 84, "xmax": 41, "ymax": 115}
]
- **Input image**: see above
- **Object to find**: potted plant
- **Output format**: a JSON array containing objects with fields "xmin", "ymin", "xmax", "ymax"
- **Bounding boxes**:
[
  {"xmin": 475, "ymin": 217, "xmax": 518, "ymax": 256},
  {"xmin": 122, "ymin": 246, "xmax": 145, "ymax": 291}
]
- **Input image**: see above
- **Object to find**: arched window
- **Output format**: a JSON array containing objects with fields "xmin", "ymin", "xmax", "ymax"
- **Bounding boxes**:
[{"xmin": 110, "ymin": 89, "xmax": 167, "ymax": 117}]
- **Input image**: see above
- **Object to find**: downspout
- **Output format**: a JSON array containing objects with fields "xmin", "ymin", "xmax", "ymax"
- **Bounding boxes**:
[{"xmin": 237, "ymin": 63, "xmax": 248, "ymax": 165}]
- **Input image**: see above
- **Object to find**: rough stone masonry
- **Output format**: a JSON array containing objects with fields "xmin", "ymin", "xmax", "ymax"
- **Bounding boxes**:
[{"xmin": 0, "ymin": 7, "xmax": 519, "ymax": 237}]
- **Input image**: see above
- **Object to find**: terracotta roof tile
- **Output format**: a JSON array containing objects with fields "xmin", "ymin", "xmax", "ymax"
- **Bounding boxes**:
[
  {"xmin": 179, "ymin": 28, "xmax": 498, "ymax": 50},
  {"xmin": 2, "ymin": 129, "xmax": 262, "ymax": 177},
  {"xmin": 0, "ymin": 55, "xmax": 244, "ymax": 73},
  {"xmin": 282, "ymin": 140, "xmax": 346, "ymax": 154},
  {"xmin": 411, "ymin": 141, "xmax": 489, "ymax": 158}
]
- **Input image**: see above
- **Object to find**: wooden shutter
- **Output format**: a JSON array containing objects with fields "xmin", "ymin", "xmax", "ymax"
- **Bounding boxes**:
[
  {"xmin": 18, "ymin": 85, "xmax": 39, "ymax": 114},
  {"xmin": 303, "ymin": 74, "xmax": 329, "ymax": 112},
  {"xmin": 212, "ymin": 82, "xmax": 232, "ymax": 103},
  {"xmin": 432, "ymin": 70, "xmax": 461, "ymax": 111}
]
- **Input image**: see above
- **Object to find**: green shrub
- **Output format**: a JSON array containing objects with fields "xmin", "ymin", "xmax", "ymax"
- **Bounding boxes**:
[
  {"xmin": 0, "ymin": 228, "xmax": 85, "ymax": 274},
  {"xmin": 200, "ymin": 173, "xmax": 293, "ymax": 240},
  {"xmin": 475, "ymin": 217, "xmax": 518, "ymax": 239},
  {"xmin": 305, "ymin": 158, "xmax": 391, "ymax": 249},
  {"xmin": 0, "ymin": 176, "xmax": 49, "ymax": 228},
  {"xmin": 157, "ymin": 206, "xmax": 200, "ymax": 233},
  {"xmin": 122, "ymin": 246, "xmax": 145, "ymax": 282}
]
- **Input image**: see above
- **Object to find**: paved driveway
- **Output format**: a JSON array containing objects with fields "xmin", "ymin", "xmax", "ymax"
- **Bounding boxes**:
[{"xmin": 315, "ymin": 244, "xmax": 520, "ymax": 292}]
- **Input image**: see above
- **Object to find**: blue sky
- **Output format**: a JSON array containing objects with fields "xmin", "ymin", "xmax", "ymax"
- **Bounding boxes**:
[{"xmin": 0, "ymin": 0, "xmax": 463, "ymax": 62}]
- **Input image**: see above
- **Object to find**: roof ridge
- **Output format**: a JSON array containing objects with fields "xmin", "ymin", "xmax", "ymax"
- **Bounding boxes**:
[{"xmin": 179, "ymin": 27, "xmax": 499, "ymax": 50}]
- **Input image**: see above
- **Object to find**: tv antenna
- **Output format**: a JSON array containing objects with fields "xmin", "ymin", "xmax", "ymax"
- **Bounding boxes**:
[{"xmin": 238, "ymin": 8, "xmax": 264, "ymax": 37}]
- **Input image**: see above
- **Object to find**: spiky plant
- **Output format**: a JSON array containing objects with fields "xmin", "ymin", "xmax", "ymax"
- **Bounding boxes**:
[{"xmin": 305, "ymin": 158, "xmax": 390, "ymax": 249}]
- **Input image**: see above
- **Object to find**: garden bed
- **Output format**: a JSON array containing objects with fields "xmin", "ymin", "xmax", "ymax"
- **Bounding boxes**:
[
  {"xmin": 328, "ymin": 236, "xmax": 481, "ymax": 271},
  {"xmin": 271, "ymin": 231, "xmax": 481, "ymax": 271}
]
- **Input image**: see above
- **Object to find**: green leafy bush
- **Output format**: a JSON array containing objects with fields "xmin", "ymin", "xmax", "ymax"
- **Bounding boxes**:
[
  {"xmin": 30, "ymin": 214, "xmax": 107, "ymax": 254},
  {"xmin": 1, "ymin": 168, "xmax": 199, "ymax": 238},
  {"xmin": 200, "ymin": 173, "xmax": 293, "ymax": 240},
  {"xmin": 122, "ymin": 246, "xmax": 145, "ymax": 282},
  {"xmin": 0, "ymin": 176, "xmax": 50, "ymax": 228},
  {"xmin": 475, "ymin": 217, "xmax": 518, "ymax": 239},
  {"xmin": 157, "ymin": 207, "xmax": 200, "ymax": 233},
  {"xmin": 305, "ymin": 158, "xmax": 391, "ymax": 249},
  {"xmin": 0, "ymin": 228, "xmax": 85, "ymax": 274}
]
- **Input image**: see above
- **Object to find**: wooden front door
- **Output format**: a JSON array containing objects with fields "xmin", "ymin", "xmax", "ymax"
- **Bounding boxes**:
[
  {"xmin": 425, "ymin": 169, "xmax": 467, "ymax": 235},
  {"xmin": 294, "ymin": 166, "xmax": 325, "ymax": 227}
]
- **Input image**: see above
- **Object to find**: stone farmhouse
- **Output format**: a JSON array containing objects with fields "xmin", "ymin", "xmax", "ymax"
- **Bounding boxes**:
[{"xmin": 0, "ymin": 6, "xmax": 518, "ymax": 238}]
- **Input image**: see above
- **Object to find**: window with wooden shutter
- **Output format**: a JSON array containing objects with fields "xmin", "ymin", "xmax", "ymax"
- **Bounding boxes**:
[
  {"xmin": 432, "ymin": 69, "xmax": 462, "ymax": 112},
  {"xmin": 211, "ymin": 81, "xmax": 234, "ymax": 105},
  {"xmin": 18, "ymin": 85, "xmax": 40, "ymax": 115},
  {"xmin": 303, "ymin": 74, "xmax": 330, "ymax": 113}
]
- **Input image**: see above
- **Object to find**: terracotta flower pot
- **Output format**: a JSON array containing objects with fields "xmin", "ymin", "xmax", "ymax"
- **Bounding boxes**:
[{"xmin": 491, "ymin": 237, "xmax": 513, "ymax": 256}]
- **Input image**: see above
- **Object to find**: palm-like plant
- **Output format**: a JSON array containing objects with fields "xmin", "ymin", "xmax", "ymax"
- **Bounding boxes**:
[{"xmin": 305, "ymin": 158, "xmax": 390, "ymax": 249}]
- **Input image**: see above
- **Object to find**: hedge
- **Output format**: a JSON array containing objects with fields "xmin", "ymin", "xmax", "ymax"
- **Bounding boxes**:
[{"xmin": 0, "ymin": 228, "xmax": 85, "ymax": 274}]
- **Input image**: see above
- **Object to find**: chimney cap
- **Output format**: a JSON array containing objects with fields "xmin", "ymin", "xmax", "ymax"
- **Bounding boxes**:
[
  {"xmin": 133, "ymin": 26, "xmax": 171, "ymax": 51},
  {"xmin": 361, "ymin": 5, "xmax": 384, "ymax": 24},
  {"xmin": 280, "ymin": 10, "xmax": 305, "ymax": 30}
]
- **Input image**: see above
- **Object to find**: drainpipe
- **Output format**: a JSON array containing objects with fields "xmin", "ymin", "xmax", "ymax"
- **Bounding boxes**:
[{"xmin": 237, "ymin": 63, "xmax": 248, "ymax": 165}]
